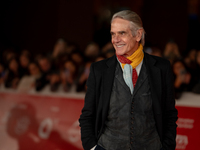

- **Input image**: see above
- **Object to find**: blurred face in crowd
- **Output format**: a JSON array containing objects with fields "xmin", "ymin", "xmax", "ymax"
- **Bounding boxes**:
[
  {"xmin": 56, "ymin": 40, "xmax": 66, "ymax": 50},
  {"xmin": 188, "ymin": 49, "xmax": 196, "ymax": 62},
  {"xmin": 173, "ymin": 61, "xmax": 186, "ymax": 75},
  {"xmin": 85, "ymin": 43, "xmax": 99, "ymax": 58},
  {"xmin": 28, "ymin": 63, "xmax": 40, "ymax": 76},
  {"xmin": 20, "ymin": 55, "xmax": 30, "ymax": 68},
  {"xmin": 9, "ymin": 59, "xmax": 18, "ymax": 72},
  {"xmin": 5, "ymin": 52, "xmax": 16, "ymax": 62},
  {"xmin": 64, "ymin": 60, "xmax": 76, "ymax": 74},
  {"xmin": 111, "ymin": 18, "xmax": 142, "ymax": 57},
  {"xmin": 71, "ymin": 53, "xmax": 83, "ymax": 65},
  {"xmin": 38, "ymin": 58, "xmax": 51, "ymax": 72},
  {"xmin": 164, "ymin": 42, "xmax": 180, "ymax": 58},
  {"xmin": 53, "ymin": 40, "xmax": 67, "ymax": 57}
]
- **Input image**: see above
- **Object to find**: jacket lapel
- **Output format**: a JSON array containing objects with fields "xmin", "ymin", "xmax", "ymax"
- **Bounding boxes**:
[
  {"xmin": 144, "ymin": 53, "xmax": 162, "ymax": 114},
  {"xmin": 102, "ymin": 55, "xmax": 117, "ymax": 124}
]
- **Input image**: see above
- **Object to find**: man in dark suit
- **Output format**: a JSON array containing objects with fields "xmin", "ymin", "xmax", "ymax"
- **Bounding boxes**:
[{"xmin": 79, "ymin": 10, "xmax": 178, "ymax": 150}]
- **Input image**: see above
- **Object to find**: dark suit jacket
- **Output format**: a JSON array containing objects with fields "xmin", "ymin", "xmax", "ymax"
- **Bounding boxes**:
[{"xmin": 79, "ymin": 52, "xmax": 178, "ymax": 150}]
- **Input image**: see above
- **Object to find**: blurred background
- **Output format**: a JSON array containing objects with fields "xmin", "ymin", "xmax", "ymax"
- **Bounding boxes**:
[
  {"xmin": 0, "ymin": 0, "xmax": 200, "ymax": 150},
  {"xmin": 0, "ymin": 0, "xmax": 194, "ymax": 53},
  {"xmin": 0, "ymin": 0, "xmax": 200, "ymax": 95}
]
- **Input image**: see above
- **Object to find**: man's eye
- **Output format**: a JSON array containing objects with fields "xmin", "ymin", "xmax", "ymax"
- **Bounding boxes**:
[{"xmin": 111, "ymin": 33, "xmax": 115, "ymax": 37}]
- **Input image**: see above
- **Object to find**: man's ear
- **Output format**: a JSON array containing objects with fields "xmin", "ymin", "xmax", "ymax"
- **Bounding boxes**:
[{"xmin": 136, "ymin": 29, "xmax": 143, "ymax": 42}]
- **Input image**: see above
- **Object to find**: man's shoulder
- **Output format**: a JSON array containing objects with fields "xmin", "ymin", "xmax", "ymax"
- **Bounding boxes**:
[
  {"xmin": 145, "ymin": 52, "xmax": 170, "ymax": 68},
  {"xmin": 92, "ymin": 55, "xmax": 116, "ymax": 70}
]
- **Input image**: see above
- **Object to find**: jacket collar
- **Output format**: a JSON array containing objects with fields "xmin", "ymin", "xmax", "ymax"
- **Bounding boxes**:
[{"xmin": 106, "ymin": 54, "xmax": 117, "ymax": 68}]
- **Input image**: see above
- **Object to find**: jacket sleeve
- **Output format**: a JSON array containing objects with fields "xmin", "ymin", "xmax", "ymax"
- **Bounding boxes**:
[
  {"xmin": 162, "ymin": 61, "xmax": 178, "ymax": 150},
  {"xmin": 79, "ymin": 63, "xmax": 98, "ymax": 150}
]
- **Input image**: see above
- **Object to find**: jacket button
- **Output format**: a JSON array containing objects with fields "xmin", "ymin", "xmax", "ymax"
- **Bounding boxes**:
[{"xmin": 131, "ymin": 131, "xmax": 133, "ymax": 134}]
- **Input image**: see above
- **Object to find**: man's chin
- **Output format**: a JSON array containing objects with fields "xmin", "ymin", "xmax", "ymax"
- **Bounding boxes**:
[{"xmin": 115, "ymin": 51, "xmax": 124, "ymax": 56}]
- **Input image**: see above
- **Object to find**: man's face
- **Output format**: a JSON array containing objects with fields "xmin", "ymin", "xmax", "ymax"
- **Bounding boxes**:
[{"xmin": 111, "ymin": 18, "xmax": 140, "ymax": 57}]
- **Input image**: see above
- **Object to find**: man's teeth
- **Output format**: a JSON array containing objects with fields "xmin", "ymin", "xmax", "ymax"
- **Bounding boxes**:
[{"xmin": 116, "ymin": 45, "xmax": 124, "ymax": 48}]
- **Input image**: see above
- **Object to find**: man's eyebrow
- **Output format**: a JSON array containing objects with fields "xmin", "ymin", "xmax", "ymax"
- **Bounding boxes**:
[
  {"xmin": 118, "ymin": 31, "xmax": 126, "ymax": 34},
  {"xmin": 110, "ymin": 31, "xmax": 114, "ymax": 35}
]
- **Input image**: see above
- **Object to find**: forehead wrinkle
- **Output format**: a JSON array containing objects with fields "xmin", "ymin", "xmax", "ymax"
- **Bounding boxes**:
[
  {"xmin": 111, "ymin": 18, "xmax": 130, "ymax": 27},
  {"xmin": 111, "ymin": 26, "xmax": 129, "ymax": 33}
]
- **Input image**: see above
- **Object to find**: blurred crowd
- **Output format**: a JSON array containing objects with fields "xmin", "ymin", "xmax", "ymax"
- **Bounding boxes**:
[
  {"xmin": 146, "ymin": 41, "xmax": 200, "ymax": 99},
  {"xmin": 0, "ymin": 39, "xmax": 115, "ymax": 93},
  {"xmin": 0, "ymin": 39, "xmax": 200, "ymax": 99}
]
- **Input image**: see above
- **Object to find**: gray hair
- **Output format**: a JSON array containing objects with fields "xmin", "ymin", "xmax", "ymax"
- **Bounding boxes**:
[{"xmin": 111, "ymin": 10, "xmax": 145, "ymax": 46}]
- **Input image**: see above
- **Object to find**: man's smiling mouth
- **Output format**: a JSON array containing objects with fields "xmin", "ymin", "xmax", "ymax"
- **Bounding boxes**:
[{"xmin": 116, "ymin": 44, "xmax": 125, "ymax": 48}]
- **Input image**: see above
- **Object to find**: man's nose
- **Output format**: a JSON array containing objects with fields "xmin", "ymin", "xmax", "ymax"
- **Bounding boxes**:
[{"xmin": 112, "ymin": 35, "xmax": 120, "ymax": 43}]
